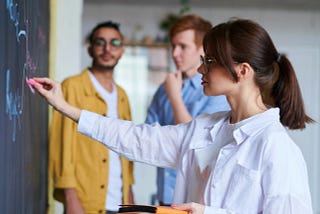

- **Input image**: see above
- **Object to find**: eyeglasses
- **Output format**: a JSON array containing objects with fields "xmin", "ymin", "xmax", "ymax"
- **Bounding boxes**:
[
  {"xmin": 200, "ymin": 55, "xmax": 216, "ymax": 72},
  {"xmin": 92, "ymin": 38, "xmax": 123, "ymax": 51}
]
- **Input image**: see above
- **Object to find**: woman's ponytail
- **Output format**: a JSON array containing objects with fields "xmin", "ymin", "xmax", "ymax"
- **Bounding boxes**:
[{"xmin": 271, "ymin": 54, "xmax": 314, "ymax": 129}]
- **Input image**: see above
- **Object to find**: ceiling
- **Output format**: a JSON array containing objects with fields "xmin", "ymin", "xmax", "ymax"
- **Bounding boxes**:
[{"xmin": 84, "ymin": 0, "xmax": 320, "ymax": 10}]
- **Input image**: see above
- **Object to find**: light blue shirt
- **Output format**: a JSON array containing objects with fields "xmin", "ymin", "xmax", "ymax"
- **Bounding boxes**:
[{"xmin": 145, "ymin": 73, "xmax": 230, "ymax": 204}]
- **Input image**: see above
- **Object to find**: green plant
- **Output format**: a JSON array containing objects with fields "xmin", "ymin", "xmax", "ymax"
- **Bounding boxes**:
[
  {"xmin": 179, "ymin": 0, "xmax": 191, "ymax": 15},
  {"xmin": 160, "ymin": 14, "xmax": 179, "ymax": 31},
  {"xmin": 159, "ymin": 0, "xmax": 191, "ymax": 31}
]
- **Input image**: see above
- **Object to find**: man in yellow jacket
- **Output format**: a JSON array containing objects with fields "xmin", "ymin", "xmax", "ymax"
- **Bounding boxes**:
[{"xmin": 49, "ymin": 21, "xmax": 134, "ymax": 214}]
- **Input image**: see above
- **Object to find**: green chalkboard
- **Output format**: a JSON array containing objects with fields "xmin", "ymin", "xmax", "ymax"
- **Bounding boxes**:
[{"xmin": 0, "ymin": 0, "xmax": 49, "ymax": 213}]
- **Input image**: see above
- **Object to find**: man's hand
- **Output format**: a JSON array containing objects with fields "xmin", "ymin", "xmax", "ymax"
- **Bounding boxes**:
[
  {"xmin": 163, "ymin": 71, "xmax": 192, "ymax": 124},
  {"xmin": 164, "ymin": 71, "xmax": 183, "ymax": 102}
]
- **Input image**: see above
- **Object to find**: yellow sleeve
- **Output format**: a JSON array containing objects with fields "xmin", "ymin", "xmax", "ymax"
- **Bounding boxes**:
[{"xmin": 49, "ymin": 81, "xmax": 78, "ymax": 188}]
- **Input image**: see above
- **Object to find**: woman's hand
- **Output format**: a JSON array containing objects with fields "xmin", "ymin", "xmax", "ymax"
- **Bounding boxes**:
[
  {"xmin": 32, "ymin": 77, "xmax": 81, "ymax": 122},
  {"xmin": 171, "ymin": 202, "xmax": 205, "ymax": 214},
  {"xmin": 32, "ymin": 77, "xmax": 66, "ymax": 110}
]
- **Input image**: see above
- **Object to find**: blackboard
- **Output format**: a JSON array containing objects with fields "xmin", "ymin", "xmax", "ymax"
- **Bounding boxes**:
[{"xmin": 0, "ymin": 0, "xmax": 49, "ymax": 213}]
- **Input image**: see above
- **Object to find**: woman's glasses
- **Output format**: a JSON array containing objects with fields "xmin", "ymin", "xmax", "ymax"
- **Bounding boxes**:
[{"xmin": 200, "ymin": 55, "xmax": 216, "ymax": 72}]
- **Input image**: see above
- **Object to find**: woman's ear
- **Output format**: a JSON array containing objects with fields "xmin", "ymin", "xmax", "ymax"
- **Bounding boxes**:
[{"xmin": 236, "ymin": 62, "xmax": 254, "ymax": 80}]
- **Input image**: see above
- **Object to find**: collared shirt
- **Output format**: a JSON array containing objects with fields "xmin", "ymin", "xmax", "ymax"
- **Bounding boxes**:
[
  {"xmin": 78, "ymin": 108, "xmax": 312, "ymax": 214},
  {"xmin": 145, "ymin": 73, "xmax": 230, "ymax": 203}
]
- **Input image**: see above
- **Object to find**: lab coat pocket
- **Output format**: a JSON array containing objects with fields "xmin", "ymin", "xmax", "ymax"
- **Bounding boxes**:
[{"xmin": 224, "ymin": 163, "xmax": 262, "ymax": 213}]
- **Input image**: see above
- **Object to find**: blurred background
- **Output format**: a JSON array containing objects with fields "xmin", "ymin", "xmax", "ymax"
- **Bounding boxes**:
[{"xmin": 50, "ymin": 0, "xmax": 320, "ymax": 213}]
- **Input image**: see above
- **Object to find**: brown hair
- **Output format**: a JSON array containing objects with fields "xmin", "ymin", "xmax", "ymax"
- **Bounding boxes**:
[
  {"xmin": 203, "ymin": 18, "xmax": 314, "ymax": 129},
  {"xmin": 169, "ymin": 14, "xmax": 212, "ymax": 48}
]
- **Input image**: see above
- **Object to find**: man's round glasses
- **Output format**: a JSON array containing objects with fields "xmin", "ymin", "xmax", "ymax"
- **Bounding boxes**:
[{"xmin": 92, "ymin": 38, "xmax": 123, "ymax": 51}]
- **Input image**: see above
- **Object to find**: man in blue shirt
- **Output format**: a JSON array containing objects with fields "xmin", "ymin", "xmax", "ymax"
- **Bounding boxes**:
[{"xmin": 145, "ymin": 14, "xmax": 230, "ymax": 205}]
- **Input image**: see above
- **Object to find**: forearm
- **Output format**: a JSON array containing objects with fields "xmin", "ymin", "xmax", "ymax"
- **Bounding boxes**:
[
  {"xmin": 64, "ymin": 188, "xmax": 78, "ymax": 202},
  {"xmin": 64, "ymin": 188, "xmax": 86, "ymax": 214},
  {"xmin": 128, "ymin": 186, "xmax": 135, "ymax": 204},
  {"xmin": 78, "ymin": 110, "xmax": 183, "ymax": 167},
  {"xmin": 55, "ymin": 101, "xmax": 81, "ymax": 123},
  {"xmin": 31, "ymin": 77, "xmax": 81, "ymax": 122},
  {"xmin": 164, "ymin": 72, "xmax": 192, "ymax": 124},
  {"xmin": 169, "ymin": 96, "xmax": 192, "ymax": 124}
]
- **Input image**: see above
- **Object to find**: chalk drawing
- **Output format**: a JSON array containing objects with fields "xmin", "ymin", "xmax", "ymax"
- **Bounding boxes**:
[
  {"xmin": 25, "ymin": 19, "xmax": 38, "ymax": 74},
  {"xmin": 5, "ymin": 0, "xmax": 25, "ymax": 142},
  {"xmin": 6, "ymin": 0, "xmax": 41, "ymax": 76},
  {"xmin": 4, "ymin": 0, "xmax": 44, "ymax": 142},
  {"xmin": 6, "ymin": 0, "xmax": 26, "ymax": 42},
  {"xmin": 6, "ymin": 69, "xmax": 25, "ymax": 142},
  {"xmin": 38, "ymin": 27, "xmax": 46, "ymax": 46},
  {"xmin": 26, "ymin": 50, "xmax": 37, "ymax": 73}
]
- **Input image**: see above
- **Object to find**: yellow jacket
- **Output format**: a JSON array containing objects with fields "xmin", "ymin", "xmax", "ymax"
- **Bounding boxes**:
[{"xmin": 49, "ymin": 69, "xmax": 134, "ymax": 213}]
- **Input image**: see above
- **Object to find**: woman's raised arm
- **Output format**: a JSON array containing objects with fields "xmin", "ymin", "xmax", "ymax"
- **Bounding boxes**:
[{"xmin": 32, "ymin": 77, "xmax": 81, "ymax": 122}]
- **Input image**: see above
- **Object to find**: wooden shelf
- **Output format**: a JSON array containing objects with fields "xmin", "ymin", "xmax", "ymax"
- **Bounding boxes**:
[{"xmin": 124, "ymin": 41, "xmax": 170, "ymax": 48}]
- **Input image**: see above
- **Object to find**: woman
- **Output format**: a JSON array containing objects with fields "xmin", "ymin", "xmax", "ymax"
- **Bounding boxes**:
[{"xmin": 33, "ymin": 18, "xmax": 313, "ymax": 213}]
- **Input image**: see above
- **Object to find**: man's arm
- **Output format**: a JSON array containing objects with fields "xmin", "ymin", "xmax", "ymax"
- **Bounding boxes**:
[
  {"xmin": 128, "ymin": 186, "xmax": 135, "ymax": 204},
  {"xmin": 164, "ymin": 72, "xmax": 192, "ymax": 124},
  {"xmin": 64, "ymin": 188, "xmax": 86, "ymax": 214}
]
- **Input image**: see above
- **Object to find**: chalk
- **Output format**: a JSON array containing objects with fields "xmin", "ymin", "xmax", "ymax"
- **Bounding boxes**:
[{"xmin": 26, "ymin": 77, "xmax": 41, "ymax": 94}]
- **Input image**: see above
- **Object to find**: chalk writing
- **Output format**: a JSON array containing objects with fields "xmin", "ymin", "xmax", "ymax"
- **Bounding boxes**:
[
  {"xmin": 6, "ymin": 0, "xmax": 26, "ymax": 42},
  {"xmin": 6, "ymin": 0, "xmax": 27, "ymax": 142},
  {"xmin": 25, "ymin": 20, "xmax": 38, "ymax": 75},
  {"xmin": 6, "ymin": 69, "xmax": 24, "ymax": 142},
  {"xmin": 4, "ymin": 0, "xmax": 45, "ymax": 142},
  {"xmin": 0, "ymin": 0, "xmax": 49, "ymax": 210},
  {"xmin": 4, "ymin": 0, "xmax": 32, "ymax": 142}
]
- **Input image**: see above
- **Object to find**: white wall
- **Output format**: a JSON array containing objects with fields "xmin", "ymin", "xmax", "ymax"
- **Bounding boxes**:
[
  {"xmin": 51, "ymin": 0, "xmax": 83, "ymax": 81},
  {"xmin": 54, "ymin": 1, "xmax": 320, "ymax": 212},
  {"xmin": 50, "ymin": 0, "xmax": 83, "ymax": 213}
]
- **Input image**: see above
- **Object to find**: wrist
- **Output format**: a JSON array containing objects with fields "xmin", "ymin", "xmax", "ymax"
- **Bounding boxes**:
[
  {"xmin": 56, "ymin": 101, "xmax": 81, "ymax": 123},
  {"xmin": 64, "ymin": 188, "xmax": 78, "ymax": 202}
]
